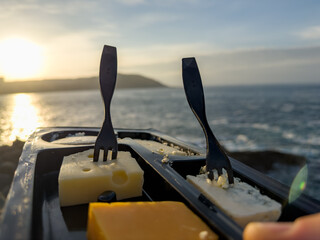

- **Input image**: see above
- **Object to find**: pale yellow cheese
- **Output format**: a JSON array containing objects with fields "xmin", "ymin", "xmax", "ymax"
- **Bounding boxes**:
[
  {"xmin": 87, "ymin": 201, "xmax": 218, "ymax": 240},
  {"xmin": 187, "ymin": 174, "xmax": 281, "ymax": 227},
  {"xmin": 58, "ymin": 149, "xmax": 144, "ymax": 207}
]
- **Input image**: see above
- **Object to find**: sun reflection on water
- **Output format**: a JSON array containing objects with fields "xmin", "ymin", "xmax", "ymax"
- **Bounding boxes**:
[{"xmin": 9, "ymin": 94, "xmax": 41, "ymax": 142}]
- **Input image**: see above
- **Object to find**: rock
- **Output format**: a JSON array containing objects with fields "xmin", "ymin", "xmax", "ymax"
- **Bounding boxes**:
[
  {"xmin": 226, "ymin": 150, "xmax": 306, "ymax": 173},
  {"xmin": 0, "ymin": 140, "xmax": 24, "ymax": 201},
  {"xmin": 0, "ymin": 174, "xmax": 12, "ymax": 200},
  {"xmin": 0, "ymin": 191, "xmax": 6, "ymax": 216},
  {"xmin": 0, "ymin": 161, "xmax": 17, "ymax": 175}
]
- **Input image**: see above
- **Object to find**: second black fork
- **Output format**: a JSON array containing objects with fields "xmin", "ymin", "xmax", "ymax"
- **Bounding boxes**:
[{"xmin": 182, "ymin": 57, "xmax": 234, "ymax": 184}]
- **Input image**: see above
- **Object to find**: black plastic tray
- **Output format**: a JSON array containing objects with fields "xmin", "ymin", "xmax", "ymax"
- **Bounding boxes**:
[{"xmin": 1, "ymin": 127, "xmax": 319, "ymax": 240}]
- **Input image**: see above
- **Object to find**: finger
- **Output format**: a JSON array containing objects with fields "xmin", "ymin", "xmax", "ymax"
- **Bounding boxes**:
[
  {"xmin": 290, "ymin": 213, "xmax": 320, "ymax": 240},
  {"xmin": 243, "ymin": 213, "xmax": 320, "ymax": 240},
  {"xmin": 243, "ymin": 222, "xmax": 293, "ymax": 240}
]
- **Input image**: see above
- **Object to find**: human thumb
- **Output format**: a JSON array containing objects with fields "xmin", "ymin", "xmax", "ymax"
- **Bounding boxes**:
[{"xmin": 243, "ymin": 213, "xmax": 320, "ymax": 240}]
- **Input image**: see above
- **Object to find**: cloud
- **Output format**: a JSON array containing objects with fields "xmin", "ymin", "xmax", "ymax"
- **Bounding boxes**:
[
  {"xmin": 0, "ymin": 0, "xmax": 118, "ymax": 45},
  {"xmin": 131, "ymin": 12, "xmax": 181, "ymax": 28},
  {"xmin": 117, "ymin": 0, "xmax": 146, "ymax": 5},
  {"xmin": 298, "ymin": 26, "xmax": 320, "ymax": 40},
  {"xmin": 118, "ymin": 45, "xmax": 320, "ymax": 86},
  {"xmin": 20, "ymin": 31, "xmax": 104, "ymax": 80},
  {"xmin": 120, "ymin": 42, "xmax": 215, "ymax": 67},
  {"xmin": 194, "ymin": 46, "xmax": 320, "ymax": 86},
  {"xmin": 117, "ymin": 42, "xmax": 218, "ymax": 82},
  {"xmin": 0, "ymin": 0, "xmax": 91, "ymax": 15},
  {"xmin": 116, "ymin": 0, "xmax": 202, "ymax": 6}
]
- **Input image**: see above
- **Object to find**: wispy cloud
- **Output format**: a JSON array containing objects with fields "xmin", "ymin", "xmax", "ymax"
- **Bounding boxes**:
[
  {"xmin": 119, "ymin": 42, "xmax": 217, "ymax": 68},
  {"xmin": 41, "ymin": 30, "xmax": 111, "ymax": 79},
  {"xmin": 116, "ymin": 0, "xmax": 203, "ymax": 6},
  {"xmin": 117, "ymin": 0, "xmax": 146, "ymax": 5},
  {"xmin": 0, "ymin": 0, "xmax": 96, "ymax": 15},
  {"xmin": 196, "ymin": 46, "xmax": 320, "ymax": 86},
  {"xmin": 298, "ymin": 26, "xmax": 320, "ymax": 40},
  {"xmin": 132, "ymin": 12, "xmax": 181, "ymax": 28},
  {"xmin": 119, "ymin": 45, "xmax": 320, "ymax": 86}
]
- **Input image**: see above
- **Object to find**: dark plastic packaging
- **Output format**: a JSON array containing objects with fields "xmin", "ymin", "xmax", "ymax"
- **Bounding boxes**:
[{"xmin": 0, "ymin": 127, "xmax": 319, "ymax": 240}]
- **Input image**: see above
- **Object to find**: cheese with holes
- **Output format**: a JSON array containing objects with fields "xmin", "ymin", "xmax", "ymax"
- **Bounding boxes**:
[
  {"xmin": 58, "ymin": 149, "xmax": 144, "ymax": 207},
  {"xmin": 187, "ymin": 174, "xmax": 281, "ymax": 227},
  {"xmin": 87, "ymin": 201, "xmax": 218, "ymax": 240}
]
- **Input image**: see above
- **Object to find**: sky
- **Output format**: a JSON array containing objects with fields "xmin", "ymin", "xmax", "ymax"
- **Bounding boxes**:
[{"xmin": 0, "ymin": 0, "xmax": 320, "ymax": 86}]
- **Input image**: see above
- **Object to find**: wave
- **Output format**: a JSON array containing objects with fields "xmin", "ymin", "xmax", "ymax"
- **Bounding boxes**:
[
  {"xmin": 210, "ymin": 118, "xmax": 229, "ymax": 125},
  {"xmin": 226, "ymin": 122, "xmax": 281, "ymax": 133},
  {"xmin": 282, "ymin": 131, "xmax": 296, "ymax": 140},
  {"xmin": 295, "ymin": 135, "xmax": 320, "ymax": 146},
  {"xmin": 280, "ymin": 103, "xmax": 295, "ymax": 113}
]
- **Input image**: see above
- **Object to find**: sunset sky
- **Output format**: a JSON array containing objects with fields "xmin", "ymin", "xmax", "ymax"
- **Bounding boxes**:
[{"xmin": 0, "ymin": 0, "xmax": 320, "ymax": 86}]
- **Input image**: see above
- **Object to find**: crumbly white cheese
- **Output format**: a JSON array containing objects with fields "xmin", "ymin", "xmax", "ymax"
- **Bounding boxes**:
[
  {"xmin": 187, "ymin": 174, "xmax": 281, "ymax": 227},
  {"xmin": 58, "ymin": 149, "xmax": 144, "ymax": 207},
  {"xmin": 161, "ymin": 154, "xmax": 169, "ymax": 164},
  {"xmin": 134, "ymin": 139, "xmax": 188, "ymax": 156}
]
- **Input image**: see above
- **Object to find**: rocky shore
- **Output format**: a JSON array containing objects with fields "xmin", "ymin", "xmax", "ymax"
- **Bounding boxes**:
[
  {"xmin": 0, "ymin": 140, "xmax": 306, "ymax": 217},
  {"xmin": 227, "ymin": 149, "xmax": 306, "ymax": 172},
  {"xmin": 0, "ymin": 140, "xmax": 24, "ymax": 216}
]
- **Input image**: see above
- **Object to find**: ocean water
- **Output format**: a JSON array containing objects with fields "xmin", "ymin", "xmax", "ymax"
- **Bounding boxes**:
[{"xmin": 0, "ymin": 84, "xmax": 319, "ymax": 200}]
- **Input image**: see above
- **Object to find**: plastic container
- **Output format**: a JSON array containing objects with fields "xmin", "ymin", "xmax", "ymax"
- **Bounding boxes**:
[{"xmin": 1, "ymin": 127, "xmax": 319, "ymax": 240}]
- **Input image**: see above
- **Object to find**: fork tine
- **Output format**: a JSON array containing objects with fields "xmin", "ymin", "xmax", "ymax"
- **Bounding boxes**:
[
  {"xmin": 111, "ymin": 149, "xmax": 117, "ymax": 160},
  {"xmin": 93, "ymin": 146, "xmax": 100, "ymax": 162},
  {"xmin": 227, "ymin": 169, "xmax": 234, "ymax": 184},
  {"xmin": 103, "ymin": 148, "xmax": 109, "ymax": 162},
  {"xmin": 208, "ymin": 171, "xmax": 214, "ymax": 181}
]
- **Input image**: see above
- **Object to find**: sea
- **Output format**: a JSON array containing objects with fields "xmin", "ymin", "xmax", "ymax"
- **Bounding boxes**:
[{"xmin": 0, "ymin": 84, "xmax": 319, "ymax": 201}]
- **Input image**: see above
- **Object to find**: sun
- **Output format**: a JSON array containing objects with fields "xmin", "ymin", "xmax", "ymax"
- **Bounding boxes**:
[{"xmin": 0, "ymin": 38, "xmax": 44, "ymax": 80}]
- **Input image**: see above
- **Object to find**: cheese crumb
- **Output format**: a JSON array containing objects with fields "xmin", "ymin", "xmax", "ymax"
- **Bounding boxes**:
[
  {"xmin": 157, "ymin": 148, "xmax": 165, "ymax": 155},
  {"xmin": 204, "ymin": 168, "xmax": 230, "ymax": 189},
  {"xmin": 216, "ymin": 175, "xmax": 229, "ymax": 189},
  {"xmin": 161, "ymin": 154, "xmax": 169, "ymax": 163},
  {"xmin": 199, "ymin": 231, "xmax": 209, "ymax": 240}
]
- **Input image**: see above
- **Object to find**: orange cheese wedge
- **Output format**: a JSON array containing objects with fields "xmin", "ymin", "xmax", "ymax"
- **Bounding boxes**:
[{"xmin": 87, "ymin": 201, "xmax": 218, "ymax": 240}]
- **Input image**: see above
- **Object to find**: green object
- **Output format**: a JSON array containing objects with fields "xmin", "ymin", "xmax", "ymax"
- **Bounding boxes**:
[{"xmin": 289, "ymin": 165, "xmax": 308, "ymax": 203}]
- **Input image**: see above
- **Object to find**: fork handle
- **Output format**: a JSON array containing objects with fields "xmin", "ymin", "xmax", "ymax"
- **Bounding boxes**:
[
  {"xmin": 100, "ymin": 45, "xmax": 117, "ymax": 116},
  {"xmin": 99, "ymin": 45, "xmax": 118, "ymax": 158},
  {"xmin": 182, "ymin": 58, "xmax": 233, "ymax": 182}
]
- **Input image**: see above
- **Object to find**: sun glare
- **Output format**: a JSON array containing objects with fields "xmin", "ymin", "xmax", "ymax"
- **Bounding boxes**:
[
  {"xmin": 9, "ymin": 94, "xmax": 41, "ymax": 142},
  {"xmin": 0, "ymin": 38, "xmax": 44, "ymax": 80}
]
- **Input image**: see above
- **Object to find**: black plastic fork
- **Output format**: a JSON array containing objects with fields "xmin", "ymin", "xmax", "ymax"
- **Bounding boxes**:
[
  {"xmin": 93, "ymin": 45, "xmax": 118, "ymax": 162},
  {"xmin": 182, "ymin": 57, "xmax": 234, "ymax": 184}
]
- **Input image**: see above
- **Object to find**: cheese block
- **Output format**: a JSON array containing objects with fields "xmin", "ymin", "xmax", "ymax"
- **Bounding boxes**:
[
  {"xmin": 87, "ymin": 201, "xmax": 218, "ymax": 240},
  {"xmin": 187, "ymin": 174, "xmax": 281, "ymax": 227},
  {"xmin": 58, "ymin": 149, "xmax": 144, "ymax": 207}
]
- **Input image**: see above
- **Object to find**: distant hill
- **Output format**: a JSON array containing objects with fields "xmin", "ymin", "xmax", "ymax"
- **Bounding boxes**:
[{"xmin": 0, "ymin": 74, "xmax": 166, "ymax": 94}]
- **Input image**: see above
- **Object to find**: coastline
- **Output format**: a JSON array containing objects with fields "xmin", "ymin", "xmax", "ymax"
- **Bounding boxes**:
[{"xmin": 0, "ymin": 74, "xmax": 166, "ymax": 95}]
